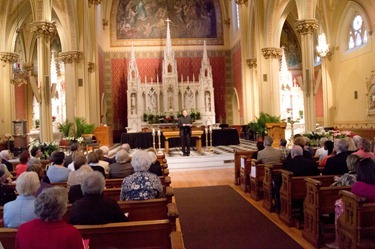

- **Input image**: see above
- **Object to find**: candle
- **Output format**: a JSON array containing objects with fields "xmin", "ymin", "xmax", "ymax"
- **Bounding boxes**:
[
  {"xmin": 205, "ymin": 127, "xmax": 208, "ymax": 133},
  {"xmin": 157, "ymin": 129, "xmax": 161, "ymax": 136},
  {"xmin": 152, "ymin": 128, "xmax": 155, "ymax": 135},
  {"xmin": 209, "ymin": 126, "xmax": 212, "ymax": 132}
]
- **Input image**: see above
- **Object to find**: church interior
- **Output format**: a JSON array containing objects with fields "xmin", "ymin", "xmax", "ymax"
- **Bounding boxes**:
[{"xmin": 1, "ymin": 0, "xmax": 375, "ymax": 248}]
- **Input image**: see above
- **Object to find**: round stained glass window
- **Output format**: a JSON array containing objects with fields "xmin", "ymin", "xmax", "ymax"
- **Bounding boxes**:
[{"xmin": 353, "ymin": 15, "xmax": 363, "ymax": 30}]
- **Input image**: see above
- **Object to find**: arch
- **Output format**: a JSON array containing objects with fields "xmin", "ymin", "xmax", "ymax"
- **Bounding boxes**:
[
  {"xmin": 337, "ymin": 1, "xmax": 372, "ymax": 59},
  {"xmin": 232, "ymin": 88, "xmax": 240, "ymax": 124}
]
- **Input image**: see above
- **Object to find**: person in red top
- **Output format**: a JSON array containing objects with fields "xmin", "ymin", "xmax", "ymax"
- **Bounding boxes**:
[
  {"xmin": 15, "ymin": 151, "xmax": 29, "ymax": 177},
  {"xmin": 353, "ymin": 138, "xmax": 375, "ymax": 159},
  {"xmin": 15, "ymin": 187, "xmax": 84, "ymax": 249}
]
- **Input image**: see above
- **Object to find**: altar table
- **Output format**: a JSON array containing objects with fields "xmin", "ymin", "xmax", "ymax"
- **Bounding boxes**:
[{"xmin": 163, "ymin": 130, "xmax": 204, "ymax": 153}]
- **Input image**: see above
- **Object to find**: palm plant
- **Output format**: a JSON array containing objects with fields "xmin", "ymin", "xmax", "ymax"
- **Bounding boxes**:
[{"xmin": 57, "ymin": 119, "xmax": 73, "ymax": 138}]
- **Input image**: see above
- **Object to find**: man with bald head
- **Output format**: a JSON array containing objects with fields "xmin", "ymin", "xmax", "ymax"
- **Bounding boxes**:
[{"xmin": 283, "ymin": 145, "xmax": 319, "ymax": 176}]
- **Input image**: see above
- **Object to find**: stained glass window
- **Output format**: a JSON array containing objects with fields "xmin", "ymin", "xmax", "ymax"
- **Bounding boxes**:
[{"xmin": 348, "ymin": 14, "xmax": 367, "ymax": 50}]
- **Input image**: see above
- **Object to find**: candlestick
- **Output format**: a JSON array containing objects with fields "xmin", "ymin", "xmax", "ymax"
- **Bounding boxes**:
[
  {"xmin": 157, "ymin": 129, "xmax": 163, "ymax": 155},
  {"xmin": 152, "ymin": 130, "xmax": 156, "ymax": 151},
  {"xmin": 205, "ymin": 127, "xmax": 209, "ymax": 151},
  {"xmin": 209, "ymin": 126, "xmax": 213, "ymax": 151}
]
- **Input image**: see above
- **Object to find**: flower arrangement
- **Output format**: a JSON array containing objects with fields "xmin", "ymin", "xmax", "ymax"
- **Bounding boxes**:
[
  {"xmin": 29, "ymin": 140, "xmax": 59, "ymax": 159},
  {"xmin": 329, "ymin": 130, "xmax": 355, "ymax": 139},
  {"xmin": 52, "ymin": 116, "xmax": 56, "ymax": 122}
]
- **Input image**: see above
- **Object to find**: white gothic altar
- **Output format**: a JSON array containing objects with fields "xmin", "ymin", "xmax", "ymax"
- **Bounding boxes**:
[{"xmin": 126, "ymin": 20, "xmax": 216, "ymax": 132}]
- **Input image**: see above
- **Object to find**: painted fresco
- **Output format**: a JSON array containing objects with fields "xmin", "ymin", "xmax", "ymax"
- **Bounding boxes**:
[
  {"xmin": 112, "ymin": 0, "xmax": 223, "ymax": 46},
  {"xmin": 280, "ymin": 22, "xmax": 302, "ymax": 68}
]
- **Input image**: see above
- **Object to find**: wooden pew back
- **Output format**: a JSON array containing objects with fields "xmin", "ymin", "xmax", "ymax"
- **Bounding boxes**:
[
  {"xmin": 302, "ymin": 178, "xmax": 351, "ymax": 248},
  {"xmin": 234, "ymin": 149, "xmax": 256, "ymax": 185},
  {"xmin": 338, "ymin": 190, "xmax": 375, "ymax": 249},
  {"xmin": 250, "ymin": 161, "xmax": 282, "ymax": 201},
  {"xmin": 0, "ymin": 220, "xmax": 184, "ymax": 249},
  {"xmin": 279, "ymin": 170, "xmax": 335, "ymax": 227},
  {"xmin": 262, "ymin": 164, "xmax": 283, "ymax": 212}
]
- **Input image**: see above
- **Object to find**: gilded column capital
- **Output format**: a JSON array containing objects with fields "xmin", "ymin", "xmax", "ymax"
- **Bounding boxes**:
[
  {"xmin": 294, "ymin": 19, "xmax": 318, "ymax": 35},
  {"xmin": 23, "ymin": 62, "xmax": 34, "ymax": 72},
  {"xmin": 31, "ymin": 21, "xmax": 57, "ymax": 39},
  {"xmin": 235, "ymin": 0, "xmax": 248, "ymax": 5},
  {"xmin": 246, "ymin": 58, "xmax": 257, "ymax": 69},
  {"xmin": 88, "ymin": 62, "xmax": 95, "ymax": 73},
  {"xmin": 59, "ymin": 51, "xmax": 84, "ymax": 64},
  {"xmin": 261, "ymin": 48, "xmax": 282, "ymax": 60},
  {"xmin": 0, "ymin": 52, "xmax": 18, "ymax": 64},
  {"xmin": 88, "ymin": 0, "xmax": 102, "ymax": 7}
]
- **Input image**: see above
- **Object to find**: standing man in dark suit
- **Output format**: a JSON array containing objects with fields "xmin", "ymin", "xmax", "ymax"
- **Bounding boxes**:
[
  {"xmin": 178, "ymin": 110, "xmax": 192, "ymax": 156},
  {"xmin": 323, "ymin": 139, "xmax": 349, "ymax": 175}
]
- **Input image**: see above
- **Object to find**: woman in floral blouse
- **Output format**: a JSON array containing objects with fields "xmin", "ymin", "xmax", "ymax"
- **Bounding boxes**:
[
  {"xmin": 120, "ymin": 150, "xmax": 163, "ymax": 201},
  {"xmin": 330, "ymin": 154, "xmax": 360, "ymax": 187}
]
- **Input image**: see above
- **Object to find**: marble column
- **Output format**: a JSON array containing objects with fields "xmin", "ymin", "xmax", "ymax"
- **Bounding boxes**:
[
  {"xmin": 294, "ymin": 19, "xmax": 318, "ymax": 131},
  {"xmin": 246, "ymin": 58, "xmax": 259, "ymax": 121},
  {"xmin": 261, "ymin": 47, "xmax": 282, "ymax": 116},
  {"xmin": 59, "ymin": 51, "xmax": 83, "ymax": 124},
  {"xmin": 31, "ymin": 21, "xmax": 57, "ymax": 142},
  {"xmin": 0, "ymin": 52, "xmax": 18, "ymax": 135}
]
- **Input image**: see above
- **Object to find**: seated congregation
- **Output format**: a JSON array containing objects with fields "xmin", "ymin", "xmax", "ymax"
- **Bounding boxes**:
[
  {"xmin": 0, "ymin": 143, "xmax": 180, "ymax": 249},
  {"xmin": 236, "ymin": 134, "xmax": 375, "ymax": 249}
]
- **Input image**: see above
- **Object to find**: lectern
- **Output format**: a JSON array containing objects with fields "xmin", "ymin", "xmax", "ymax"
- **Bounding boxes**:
[{"xmin": 13, "ymin": 120, "xmax": 27, "ymax": 156}]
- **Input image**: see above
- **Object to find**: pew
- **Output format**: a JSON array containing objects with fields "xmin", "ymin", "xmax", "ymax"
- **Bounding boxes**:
[
  {"xmin": 278, "ymin": 170, "xmax": 335, "ymax": 228},
  {"xmin": 103, "ymin": 186, "xmax": 175, "ymax": 203},
  {"xmin": 250, "ymin": 161, "xmax": 282, "ymax": 201},
  {"xmin": 234, "ymin": 149, "xmax": 256, "ymax": 185},
  {"xmin": 240, "ymin": 156, "xmax": 251, "ymax": 192},
  {"xmin": 338, "ymin": 190, "xmax": 375, "ymax": 249},
  {"xmin": 50, "ymin": 176, "xmax": 171, "ymax": 189},
  {"xmin": 302, "ymin": 178, "xmax": 351, "ymax": 248},
  {"xmin": 262, "ymin": 164, "xmax": 283, "ymax": 212},
  {"xmin": 63, "ymin": 198, "xmax": 179, "ymax": 231},
  {"xmin": 0, "ymin": 220, "xmax": 185, "ymax": 249}
]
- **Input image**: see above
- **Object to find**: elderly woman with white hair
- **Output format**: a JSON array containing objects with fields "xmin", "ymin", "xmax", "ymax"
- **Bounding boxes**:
[
  {"xmin": 147, "ymin": 150, "xmax": 163, "ymax": 176},
  {"xmin": 0, "ymin": 150, "xmax": 14, "ymax": 172},
  {"xmin": 109, "ymin": 149, "xmax": 133, "ymax": 178},
  {"xmin": 15, "ymin": 187, "xmax": 84, "ymax": 249},
  {"xmin": 70, "ymin": 171, "xmax": 127, "ymax": 225},
  {"xmin": 120, "ymin": 150, "xmax": 163, "ymax": 201},
  {"xmin": 3, "ymin": 172, "xmax": 40, "ymax": 228},
  {"xmin": 100, "ymin": 145, "xmax": 116, "ymax": 164}
]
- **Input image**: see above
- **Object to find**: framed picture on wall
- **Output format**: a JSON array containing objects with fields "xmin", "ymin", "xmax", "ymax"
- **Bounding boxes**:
[{"xmin": 366, "ymin": 70, "xmax": 375, "ymax": 115}]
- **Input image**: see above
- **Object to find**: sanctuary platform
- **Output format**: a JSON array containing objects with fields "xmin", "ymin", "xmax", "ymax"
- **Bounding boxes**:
[{"xmin": 113, "ymin": 139, "xmax": 257, "ymax": 171}]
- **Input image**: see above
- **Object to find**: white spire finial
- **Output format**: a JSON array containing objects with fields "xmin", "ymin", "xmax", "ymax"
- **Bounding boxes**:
[
  {"xmin": 203, "ymin": 40, "xmax": 208, "ymax": 61},
  {"xmin": 166, "ymin": 18, "xmax": 172, "ymax": 56},
  {"xmin": 130, "ymin": 42, "xmax": 135, "ymax": 63}
]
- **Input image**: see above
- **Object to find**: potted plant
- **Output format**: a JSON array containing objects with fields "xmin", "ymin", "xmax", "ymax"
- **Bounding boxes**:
[
  {"xmin": 57, "ymin": 119, "xmax": 73, "ymax": 138},
  {"xmin": 73, "ymin": 117, "xmax": 95, "ymax": 138},
  {"xmin": 247, "ymin": 112, "xmax": 281, "ymax": 141}
]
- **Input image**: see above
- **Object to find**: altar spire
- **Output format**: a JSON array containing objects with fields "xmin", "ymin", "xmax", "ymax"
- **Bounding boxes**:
[
  {"xmin": 128, "ymin": 43, "xmax": 139, "ymax": 83},
  {"xmin": 165, "ymin": 18, "xmax": 173, "ymax": 60}
]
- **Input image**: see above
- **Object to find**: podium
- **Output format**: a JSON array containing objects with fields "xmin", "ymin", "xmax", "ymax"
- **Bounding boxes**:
[
  {"xmin": 266, "ymin": 122, "xmax": 287, "ymax": 148},
  {"xmin": 94, "ymin": 126, "xmax": 113, "ymax": 148}
]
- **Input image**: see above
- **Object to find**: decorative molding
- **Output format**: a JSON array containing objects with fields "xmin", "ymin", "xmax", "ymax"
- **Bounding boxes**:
[
  {"xmin": 261, "ymin": 47, "xmax": 282, "ymax": 59},
  {"xmin": 224, "ymin": 18, "xmax": 231, "ymax": 28},
  {"xmin": 102, "ymin": 18, "xmax": 108, "ymax": 30},
  {"xmin": 31, "ymin": 21, "xmax": 57, "ymax": 39},
  {"xmin": 0, "ymin": 52, "xmax": 18, "ymax": 64},
  {"xmin": 235, "ymin": 0, "xmax": 248, "ymax": 5},
  {"xmin": 246, "ymin": 58, "xmax": 257, "ymax": 69},
  {"xmin": 88, "ymin": 0, "xmax": 102, "ymax": 7},
  {"xmin": 88, "ymin": 62, "xmax": 95, "ymax": 73},
  {"xmin": 294, "ymin": 19, "xmax": 318, "ymax": 35},
  {"xmin": 335, "ymin": 122, "xmax": 375, "ymax": 129},
  {"xmin": 58, "ymin": 51, "xmax": 84, "ymax": 64},
  {"xmin": 23, "ymin": 62, "xmax": 34, "ymax": 72}
]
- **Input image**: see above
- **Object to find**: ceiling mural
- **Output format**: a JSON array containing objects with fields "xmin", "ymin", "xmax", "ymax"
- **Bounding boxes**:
[
  {"xmin": 110, "ymin": 0, "xmax": 223, "ymax": 46},
  {"xmin": 280, "ymin": 21, "xmax": 301, "ymax": 68}
]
